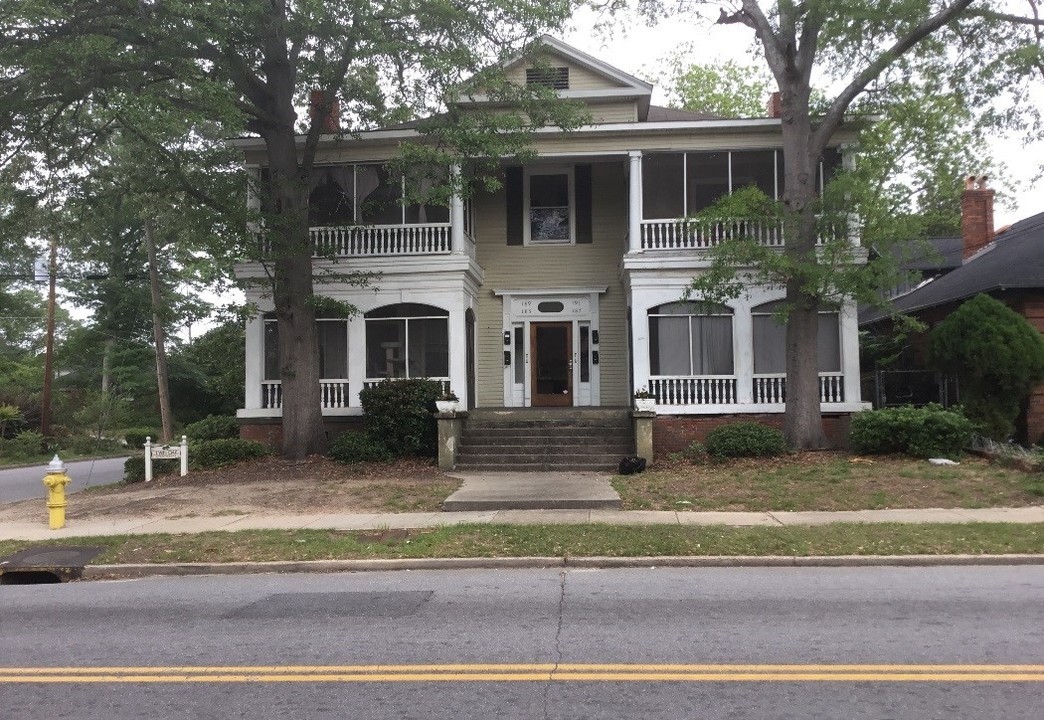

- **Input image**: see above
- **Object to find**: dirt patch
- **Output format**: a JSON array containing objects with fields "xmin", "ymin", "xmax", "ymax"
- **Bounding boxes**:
[{"xmin": 0, "ymin": 456, "xmax": 460, "ymax": 523}]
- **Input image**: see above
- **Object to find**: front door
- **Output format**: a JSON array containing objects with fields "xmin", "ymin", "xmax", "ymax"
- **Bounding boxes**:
[{"xmin": 531, "ymin": 322, "xmax": 572, "ymax": 407}]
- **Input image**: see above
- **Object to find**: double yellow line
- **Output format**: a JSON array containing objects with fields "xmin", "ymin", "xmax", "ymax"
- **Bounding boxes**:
[{"xmin": 1, "ymin": 664, "xmax": 1043, "ymax": 683}]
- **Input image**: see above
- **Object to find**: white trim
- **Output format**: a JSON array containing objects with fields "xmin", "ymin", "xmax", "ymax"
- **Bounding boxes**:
[{"xmin": 494, "ymin": 286, "xmax": 608, "ymax": 297}]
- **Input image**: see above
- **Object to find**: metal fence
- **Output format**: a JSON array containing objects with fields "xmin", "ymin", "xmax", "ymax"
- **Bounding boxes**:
[{"xmin": 861, "ymin": 370, "xmax": 959, "ymax": 410}]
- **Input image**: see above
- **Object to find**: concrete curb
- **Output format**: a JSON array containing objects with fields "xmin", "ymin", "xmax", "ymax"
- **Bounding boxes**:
[{"xmin": 80, "ymin": 553, "xmax": 1044, "ymax": 580}]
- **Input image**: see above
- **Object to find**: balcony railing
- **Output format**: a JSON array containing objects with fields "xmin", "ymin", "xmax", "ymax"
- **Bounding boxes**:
[
  {"xmin": 260, "ymin": 380, "xmax": 351, "ymax": 410},
  {"xmin": 311, "ymin": 223, "xmax": 451, "ymax": 257},
  {"xmin": 640, "ymin": 218, "xmax": 839, "ymax": 251},
  {"xmin": 649, "ymin": 376, "xmax": 738, "ymax": 405},
  {"xmin": 752, "ymin": 373, "xmax": 846, "ymax": 404}
]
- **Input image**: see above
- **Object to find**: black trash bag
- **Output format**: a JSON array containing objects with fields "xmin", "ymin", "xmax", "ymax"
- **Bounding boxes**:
[{"xmin": 618, "ymin": 456, "xmax": 647, "ymax": 475}]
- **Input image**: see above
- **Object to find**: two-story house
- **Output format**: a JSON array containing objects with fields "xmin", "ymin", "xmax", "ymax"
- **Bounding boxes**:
[{"xmin": 234, "ymin": 36, "xmax": 867, "ymax": 459}]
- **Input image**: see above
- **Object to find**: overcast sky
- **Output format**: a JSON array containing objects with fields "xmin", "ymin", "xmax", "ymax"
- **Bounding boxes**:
[{"xmin": 561, "ymin": 5, "xmax": 1042, "ymax": 229}]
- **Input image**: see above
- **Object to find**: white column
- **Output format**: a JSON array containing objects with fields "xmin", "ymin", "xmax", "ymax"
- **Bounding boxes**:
[
  {"xmin": 244, "ymin": 313, "xmax": 264, "ymax": 410},
  {"xmin": 734, "ymin": 302, "xmax": 754, "ymax": 404},
  {"xmin": 628, "ymin": 151, "xmax": 643, "ymax": 253},
  {"xmin": 448, "ymin": 306, "xmax": 468, "ymax": 408},
  {"xmin": 841, "ymin": 144, "xmax": 860, "ymax": 247},
  {"xmin": 840, "ymin": 299, "xmax": 862, "ymax": 404},
  {"xmin": 450, "ymin": 164, "xmax": 466, "ymax": 254},
  {"xmin": 630, "ymin": 299, "xmax": 651, "ymax": 395},
  {"xmin": 348, "ymin": 316, "xmax": 367, "ymax": 408}
]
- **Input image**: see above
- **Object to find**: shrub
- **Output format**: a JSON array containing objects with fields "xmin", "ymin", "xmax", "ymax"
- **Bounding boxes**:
[
  {"xmin": 123, "ymin": 456, "xmax": 179, "ymax": 484},
  {"xmin": 850, "ymin": 405, "xmax": 973, "ymax": 458},
  {"xmin": 360, "ymin": 378, "xmax": 443, "ymax": 457},
  {"xmin": 4, "ymin": 430, "xmax": 45, "ymax": 459},
  {"xmin": 183, "ymin": 415, "xmax": 239, "ymax": 441},
  {"xmin": 669, "ymin": 441, "xmax": 707, "ymax": 463},
  {"xmin": 191, "ymin": 438, "xmax": 269, "ymax": 470},
  {"xmin": 930, "ymin": 294, "xmax": 1044, "ymax": 440},
  {"xmin": 60, "ymin": 435, "xmax": 125, "ymax": 455},
  {"xmin": 328, "ymin": 431, "xmax": 393, "ymax": 464},
  {"xmin": 124, "ymin": 428, "xmax": 161, "ymax": 448},
  {"xmin": 704, "ymin": 422, "xmax": 787, "ymax": 459}
]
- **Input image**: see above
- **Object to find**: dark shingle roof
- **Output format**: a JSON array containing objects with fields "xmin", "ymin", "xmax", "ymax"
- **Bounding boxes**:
[
  {"xmin": 862, "ymin": 211, "xmax": 1044, "ymax": 323},
  {"xmin": 903, "ymin": 236, "xmax": 963, "ymax": 272}
]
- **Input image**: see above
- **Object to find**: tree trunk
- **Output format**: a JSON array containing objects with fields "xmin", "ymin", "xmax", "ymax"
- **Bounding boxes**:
[
  {"xmin": 266, "ymin": 133, "xmax": 325, "ymax": 460},
  {"xmin": 778, "ymin": 88, "xmax": 829, "ymax": 450},
  {"xmin": 145, "ymin": 216, "xmax": 174, "ymax": 443}
]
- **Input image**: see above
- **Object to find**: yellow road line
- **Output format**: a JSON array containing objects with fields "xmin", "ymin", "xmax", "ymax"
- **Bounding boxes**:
[{"xmin": 0, "ymin": 664, "xmax": 1042, "ymax": 683}]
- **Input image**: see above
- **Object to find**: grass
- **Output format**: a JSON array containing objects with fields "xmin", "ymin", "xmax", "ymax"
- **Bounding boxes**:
[
  {"xmin": 0, "ymin": 523, "xmax": 1042, "ymax": 565},
  {"xmin": 613, "ymin": 452, "xmax": 1044, "ymax": 512}
]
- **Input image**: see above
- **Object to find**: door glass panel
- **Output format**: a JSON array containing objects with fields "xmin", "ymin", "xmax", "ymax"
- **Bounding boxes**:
[
  {"xmin": 579, "ymin": 325, "xmax": 590, "ymax": 383},
  {"xmin": 513, "ymin": 326, "xmax": 525, "ymax": 384},
  {"xmin": 535, "ymin": 325, "xmax": 570, "ymax": 395}
]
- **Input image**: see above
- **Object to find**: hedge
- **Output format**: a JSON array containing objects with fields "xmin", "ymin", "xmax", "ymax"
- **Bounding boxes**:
[{"xmin": 850, "ymin": 405, "xmax": 972, "ymax": 459}]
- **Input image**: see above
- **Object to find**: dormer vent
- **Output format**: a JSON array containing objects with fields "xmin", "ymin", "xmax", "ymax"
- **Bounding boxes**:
[{"xmin": 526, "ymin": 67, "xmax": 569, "ymax": 89}]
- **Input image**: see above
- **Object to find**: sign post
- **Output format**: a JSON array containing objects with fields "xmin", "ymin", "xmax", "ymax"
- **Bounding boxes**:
[{"xmin": 144, "ymin": 436, "xmax": 189, "ymax": 482}]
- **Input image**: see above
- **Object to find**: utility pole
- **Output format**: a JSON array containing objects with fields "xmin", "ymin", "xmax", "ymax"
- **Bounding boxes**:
[
  {"xmin": 145, "ymin": 217, "xmax": 174, "ymax": 443},
  {"xmin": 40, "ymin": 234, "xmax": 57, "ymax": 438}
]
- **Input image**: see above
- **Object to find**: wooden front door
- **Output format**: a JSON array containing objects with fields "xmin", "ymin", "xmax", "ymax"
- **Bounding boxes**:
[{"xmin": 531, "ymin": 322, "xmax": 572, "ymax": 407}]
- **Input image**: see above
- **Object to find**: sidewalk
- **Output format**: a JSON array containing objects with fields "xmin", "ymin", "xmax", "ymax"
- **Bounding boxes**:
[{"xmin": 3, "ymin": 506, "xmax": 1044, "ymax": 542}]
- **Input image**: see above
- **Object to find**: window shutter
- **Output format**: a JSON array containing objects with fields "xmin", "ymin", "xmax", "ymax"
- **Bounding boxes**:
[
  {"xmin": 575, "ymin": 164, "xmax": 593, "ymax": 244},
  {"xmin": 505, "ymin": 166, "xmax": 523, "ymax": 246}
]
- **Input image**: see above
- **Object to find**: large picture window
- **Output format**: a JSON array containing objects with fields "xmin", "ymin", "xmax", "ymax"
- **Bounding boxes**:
[
  {"xmin": 365, "ymin": 303, "xmax": 449, "ymax": 380},
  {"xmin": 263, "ymin": 316, "xmax": 349, "ymax": 380},
  {"xmin": 649, "ymin": 302, "xmax": 734, "ymax": 376},
  {"xmin": 752, "ymin": 300, "xmax": 841, "ymax": 374}
]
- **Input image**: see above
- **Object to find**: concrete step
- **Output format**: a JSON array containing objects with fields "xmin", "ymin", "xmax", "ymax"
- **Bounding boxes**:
[
  {"xmin": 457, "ymin": 444, "xmax": 633, "ymax": 456},
  {"xmin": 453, "ymin": 461, "xmax": 621, "ymax": 473},
  {"xmin": 462, "ymin": 427, "xmax": 633, "ymax": 438}
]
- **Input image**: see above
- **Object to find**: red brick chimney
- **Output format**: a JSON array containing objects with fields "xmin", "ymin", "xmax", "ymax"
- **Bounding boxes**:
[
  {"xmin": 308, "ymin": 90, "xmax": 340, "ymax": 133},
  {"xmin": 766, "ymin": 91, "xmax": 782, "ymax": 118},
  {"xmin": 961, "ymin": 174, "xmax": 994, "ymax": 261}
]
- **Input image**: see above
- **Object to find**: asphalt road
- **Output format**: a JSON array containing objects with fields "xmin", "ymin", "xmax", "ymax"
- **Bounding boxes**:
[
  {"xmin": 1, "ymin": 566, "xmax": 1042, "ymax": 718},
  {"xmin": 0, "ymin": 457, "xmax": 127, "ymax": 504}
]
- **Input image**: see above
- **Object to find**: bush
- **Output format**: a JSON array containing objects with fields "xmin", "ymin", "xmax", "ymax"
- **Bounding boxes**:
[
  {"xmin": 3, "ymin": 430, "xmax": 46, "ymax": 459},
  {"xmin": 60, "ymin": 435, "xmax": 125, "ymax": 456},
  {"xmin": 183, "ymin": 415, "xmax": 239, "ymax": 441},
  {"xmin": 123, "ymin": 456, "xmax": 179, "ymax": 484},
  {"xmin": 124, "ymin": 428, "xmax": 161, "ymax": 448},
  {"xmin": 328, "ymin": 431, "xmax": 394, "ymax": 464},
  {"xmin": 704, "ymin": 422, "xmax": 787, "ymax": 459},
  {"xmin": 850, "ymin": 405, "xmax": 973, "ymax": 458},
  {"xmin": 191, "ymin": 438, "xmax": 269, "ymax": 470},
  {"xmin": 360, "ymin": 379, "xmax": 443, "ymax": 457}
]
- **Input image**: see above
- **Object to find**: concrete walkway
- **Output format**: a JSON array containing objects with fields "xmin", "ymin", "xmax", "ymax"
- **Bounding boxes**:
[
  {"xmin": 443, "ymin": 471, "xmax": 621, "ymax": 511},
  {"xmin": 3, "ymin": 506, "xmax": 1043, "ymax": 542}
]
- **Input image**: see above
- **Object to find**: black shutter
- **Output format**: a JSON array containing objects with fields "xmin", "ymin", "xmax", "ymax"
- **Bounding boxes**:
[
  {"xmin": 505, "ymin": 166, "xmax": 523, "ymax": 246},
  {"xmin": 575, "ymin": 163, "xmax": 593, "ymax": 244}
]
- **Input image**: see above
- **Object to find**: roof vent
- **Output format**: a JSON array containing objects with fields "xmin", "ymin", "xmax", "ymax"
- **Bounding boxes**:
[{"xmin": 526, "ymin": 67, "xmax": 569, "ymax": 90}]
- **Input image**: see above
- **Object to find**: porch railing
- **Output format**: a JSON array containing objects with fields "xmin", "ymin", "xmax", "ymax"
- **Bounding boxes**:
[
  {"xmin": 640, "ymin": 218, "xmax": 838, "ymax": 251},
  {"xmin": 363, "ymin": 378, "xmax": 450, "ymax": 395},
  {"xmin": 311, "ymin": 224, "xmax": 451, "ymax": 257},
  {"xmin": 752, "ymin": 373, "xmax": 846, "ymax": 404},
  {"xmin": 260, "ymin": 380, "xmax": 351, "ymax": 410},
  {"xmin": 649, "ymin": 376, "xmax": 738, "ymax": 405}
]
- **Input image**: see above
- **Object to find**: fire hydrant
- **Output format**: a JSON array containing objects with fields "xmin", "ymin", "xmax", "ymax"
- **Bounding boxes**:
[{"xmin": 42, "ymin": 455, "xmax": 70, "ymax": 530}]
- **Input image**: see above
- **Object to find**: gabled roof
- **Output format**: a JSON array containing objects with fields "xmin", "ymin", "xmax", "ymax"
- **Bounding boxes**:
[{"xmin": 862, "ymin": 211, "xmax": 1044, "ymax": 323}]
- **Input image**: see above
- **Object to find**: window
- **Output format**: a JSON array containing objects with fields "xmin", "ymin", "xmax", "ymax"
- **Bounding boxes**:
[
  {"xmin": 307, "ymin": 164, "xmax": 449, "ymax": 226},
  {"xmin": 752, "ymin": 300, "xmax": 841, "ymax": 374},
  {"xmin": 365, "ymin": 303, "xmax": 449, "ymax": 380},
  {"xmin": 263, "ymin": 316, "xmax": 349, "ymax": 380},
  {"xmin": 263, "ymin": 318, "xmax": 280, "ymax": 381},
  {"xmin": 649, "ymin": 302, "xmax": 734, "ymax": 376},
  {"xmin": 526, "ymin": 169, "xmax": 573, "ymax": 243}
]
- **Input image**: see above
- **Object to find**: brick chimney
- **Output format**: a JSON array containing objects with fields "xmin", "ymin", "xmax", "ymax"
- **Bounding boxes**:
[
  {"xmin": 308, "ymin": 90, "xmax": 340, "ymax": 133},
  {"xmin": 961, "ymin": 175, "xmax": 994, "ymax": 261},
  {"xmin": 766, "ymin": 91, "xmax": 782, "ymax": 118}
]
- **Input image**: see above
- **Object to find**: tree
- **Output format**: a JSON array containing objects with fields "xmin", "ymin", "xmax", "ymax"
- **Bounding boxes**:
[
  {"xmin": 663, "ymin": 57, "xmax": 773, "ymax": 117},
  {"xmin": 627, "ymin": 0, "xmax": 1043, "ymax": 448},
  {"xmin": 929, "ymin": 294, "xmax": 1044, "ymax": 440},
  {"xmin": 2, "ymin": 1, "xmax": 584, "ymax": 459}
]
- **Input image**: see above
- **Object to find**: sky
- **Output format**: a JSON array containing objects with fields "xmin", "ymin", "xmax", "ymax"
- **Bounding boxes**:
[{"xmin": 560, "ymin": 5, "xmax": 1042, "ymax": 229}]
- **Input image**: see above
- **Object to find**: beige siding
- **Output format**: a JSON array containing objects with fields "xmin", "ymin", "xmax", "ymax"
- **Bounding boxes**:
[
  {"xmin": 589, "ymin": 102, "xmax": 638, "ymax": 124},
  {"xmin": 472, "ymin": 162, "xmax": 631, "ymax": 408},
  {"xmin": 505, "ymin": 57, "xmax": 623, "ymax": 91}
]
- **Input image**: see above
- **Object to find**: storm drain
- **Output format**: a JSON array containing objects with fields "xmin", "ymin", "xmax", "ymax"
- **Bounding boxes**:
[{"xmin": 0, "ymin": 546, "xmax": 105, "ymax": 585}]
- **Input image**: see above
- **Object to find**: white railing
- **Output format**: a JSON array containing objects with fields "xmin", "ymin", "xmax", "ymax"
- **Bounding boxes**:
[
  {"xmin": 649, "ymin": 376, "xmax": 738, "ymax": 405},
  {"xmin": 363, "ymin": 378, "xmax": 450, "ymax": 395},
  {"xmin": 311, "ymin": 224, "xmax": 451, "ymax": 257},
  {"xmin": 752, "ymin": 373, "xmax": 846, "ymax": 404},
  {"xmin": 640, "ymin": 218, "xmax": 839, "ymax": 251},
  {"xmin": 260, "ymin": 380, "xmax": 350, "ymax": 410}
]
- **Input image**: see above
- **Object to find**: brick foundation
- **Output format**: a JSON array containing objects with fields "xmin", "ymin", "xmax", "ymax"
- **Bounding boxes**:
[
  {"xmin": 653, "ymin": 414, "xmax": 854, "ymax": 456},
  {"xmin": 239, "ymin": 417, "xmax": 365, "ymax": 451}
]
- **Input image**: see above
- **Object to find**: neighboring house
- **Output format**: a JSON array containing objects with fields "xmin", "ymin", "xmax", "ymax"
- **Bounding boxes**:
[
  {"xmin": 861, "ymin": 177, "xmax": 1044, "ymax": 442},
  {"xmin": 233, "ymin": 36, "xmax": 867, "ymax": 452}
]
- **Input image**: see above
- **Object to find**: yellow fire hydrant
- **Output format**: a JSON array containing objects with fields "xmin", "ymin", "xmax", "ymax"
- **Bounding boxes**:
[{"xmin": 42, "ymin": 455, "xmax": 70, "ymax": 530}]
